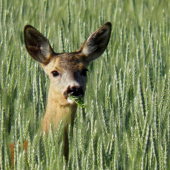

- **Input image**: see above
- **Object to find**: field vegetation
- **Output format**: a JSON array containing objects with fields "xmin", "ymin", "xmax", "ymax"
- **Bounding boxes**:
[{"xmin": 0, "ymin": 0, "xmax": 170, "ymax": 169}]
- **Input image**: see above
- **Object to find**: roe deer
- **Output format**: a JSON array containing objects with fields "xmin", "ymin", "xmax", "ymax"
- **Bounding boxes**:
[{"xmin": 10, "ymin": 22, "xmax": 111, "ymax": 166}]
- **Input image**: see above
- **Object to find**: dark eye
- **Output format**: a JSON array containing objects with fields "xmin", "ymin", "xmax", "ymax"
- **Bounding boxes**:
[
  {"xmin": 52, "ymin": 71, "xmax": 59, "ymax": 77},
  {"xmin": 81, "ymin": 69, "xmax": 88, "ymax": 76}
]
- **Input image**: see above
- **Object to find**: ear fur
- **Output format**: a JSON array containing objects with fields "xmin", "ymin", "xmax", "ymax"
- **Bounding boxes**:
[
  {"xmin": 24, "ymin": 23, "xmax": 111, "ymax": 64},
  {"xmin": 78, "ymin": 22, "xmax": 111, "ymax": 62},
  {"xmin": 24, "ymin": 25, "xmax": 54, "ymax": 64}
]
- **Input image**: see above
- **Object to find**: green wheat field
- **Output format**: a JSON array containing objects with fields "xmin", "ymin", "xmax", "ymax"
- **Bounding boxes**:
[{"xmin": 1, "ymin": 0, "xmax": 170, "ymax": 169}]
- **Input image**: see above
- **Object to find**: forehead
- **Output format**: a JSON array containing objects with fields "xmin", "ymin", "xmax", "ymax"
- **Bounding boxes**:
[{"xmin": 49, "ymin": 53, "xmax": 88, "ymax": 71}]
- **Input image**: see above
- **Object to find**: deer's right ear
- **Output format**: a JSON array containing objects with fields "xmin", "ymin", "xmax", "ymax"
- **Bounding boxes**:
[{"xmin": 24, "ymin": 25, "xmax": 54, "ymax": 64}]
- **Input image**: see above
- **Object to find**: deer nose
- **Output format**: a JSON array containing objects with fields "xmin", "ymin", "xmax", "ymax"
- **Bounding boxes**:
[{"xmin": 64, "ymin": 86, "xmax": 84, "ymax": 97}]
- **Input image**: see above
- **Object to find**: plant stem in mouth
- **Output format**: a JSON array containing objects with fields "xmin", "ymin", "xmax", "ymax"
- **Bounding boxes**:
[{"xmin": 68, "ymin": 95, "xmax": 85, "ymax": 108}]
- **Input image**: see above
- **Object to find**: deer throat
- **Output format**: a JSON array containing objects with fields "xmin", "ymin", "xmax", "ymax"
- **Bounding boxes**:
[{"xmin": 42, "ymin": 95, "xmax": 77, "ymax": 133}]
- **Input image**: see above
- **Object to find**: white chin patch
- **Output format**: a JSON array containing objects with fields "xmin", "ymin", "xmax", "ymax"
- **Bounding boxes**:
[{"xmin": 67, "ymin": 98, "xmax": 75, "ymax": 104}]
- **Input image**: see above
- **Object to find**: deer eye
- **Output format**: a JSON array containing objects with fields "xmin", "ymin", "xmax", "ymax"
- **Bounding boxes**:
[
  {"xmin": 52, "ymin": 71, "xmax": 59, "ymax": 77},
  {"xmin": 81, "ymin": 69, "xmax": 88, "ymax": 76}
]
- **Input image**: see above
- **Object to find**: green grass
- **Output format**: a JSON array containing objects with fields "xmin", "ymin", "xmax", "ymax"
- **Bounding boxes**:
[{"xmin": 1, "ymin": 0, "xmax": 170, "ymax": 169}]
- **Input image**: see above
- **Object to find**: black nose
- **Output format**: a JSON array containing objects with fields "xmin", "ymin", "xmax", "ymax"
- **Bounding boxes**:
[{"xmin": 64, "ymin": 86, "xmax": 84, "ymax": 97}]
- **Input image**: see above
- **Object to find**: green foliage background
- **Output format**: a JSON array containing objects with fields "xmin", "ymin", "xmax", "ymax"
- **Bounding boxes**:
[{"xmin": 0, "ymin": 0, "xmax": 170, "ymax": 169}]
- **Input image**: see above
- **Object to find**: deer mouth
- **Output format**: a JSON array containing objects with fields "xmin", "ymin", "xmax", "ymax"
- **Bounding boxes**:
[
  {"xmin": 67, "ymin": 94, "xmax": 84, "ymax": 105},
  {"xmin": 64, "ymin": 86, "xmax": 84, "ymax": 105}
]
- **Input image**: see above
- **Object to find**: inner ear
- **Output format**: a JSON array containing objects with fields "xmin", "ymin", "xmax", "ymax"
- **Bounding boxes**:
[
  {"xmin": 77, "ymin": 22, "xmax": 111, "ymax": 62},
  {"xmin": 24, "ymin": 25, "xmax": 54, "ymax": 64}
]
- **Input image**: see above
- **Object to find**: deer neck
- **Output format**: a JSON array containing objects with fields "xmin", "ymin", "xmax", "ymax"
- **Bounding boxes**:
[{"xmin": 42, "ymin": 87, "xmax": 77, "ymax": 133}]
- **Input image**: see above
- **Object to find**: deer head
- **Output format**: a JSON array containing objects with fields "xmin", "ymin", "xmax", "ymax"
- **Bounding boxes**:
[{"xmin": 24, "ymin": 22, "xmax": 111, "ymax": 107}]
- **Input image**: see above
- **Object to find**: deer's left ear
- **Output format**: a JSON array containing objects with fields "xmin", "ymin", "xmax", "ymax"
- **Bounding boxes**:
[{"xmin": 78, "ymin": 22, "xmax": 111, "ymax": 62}]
